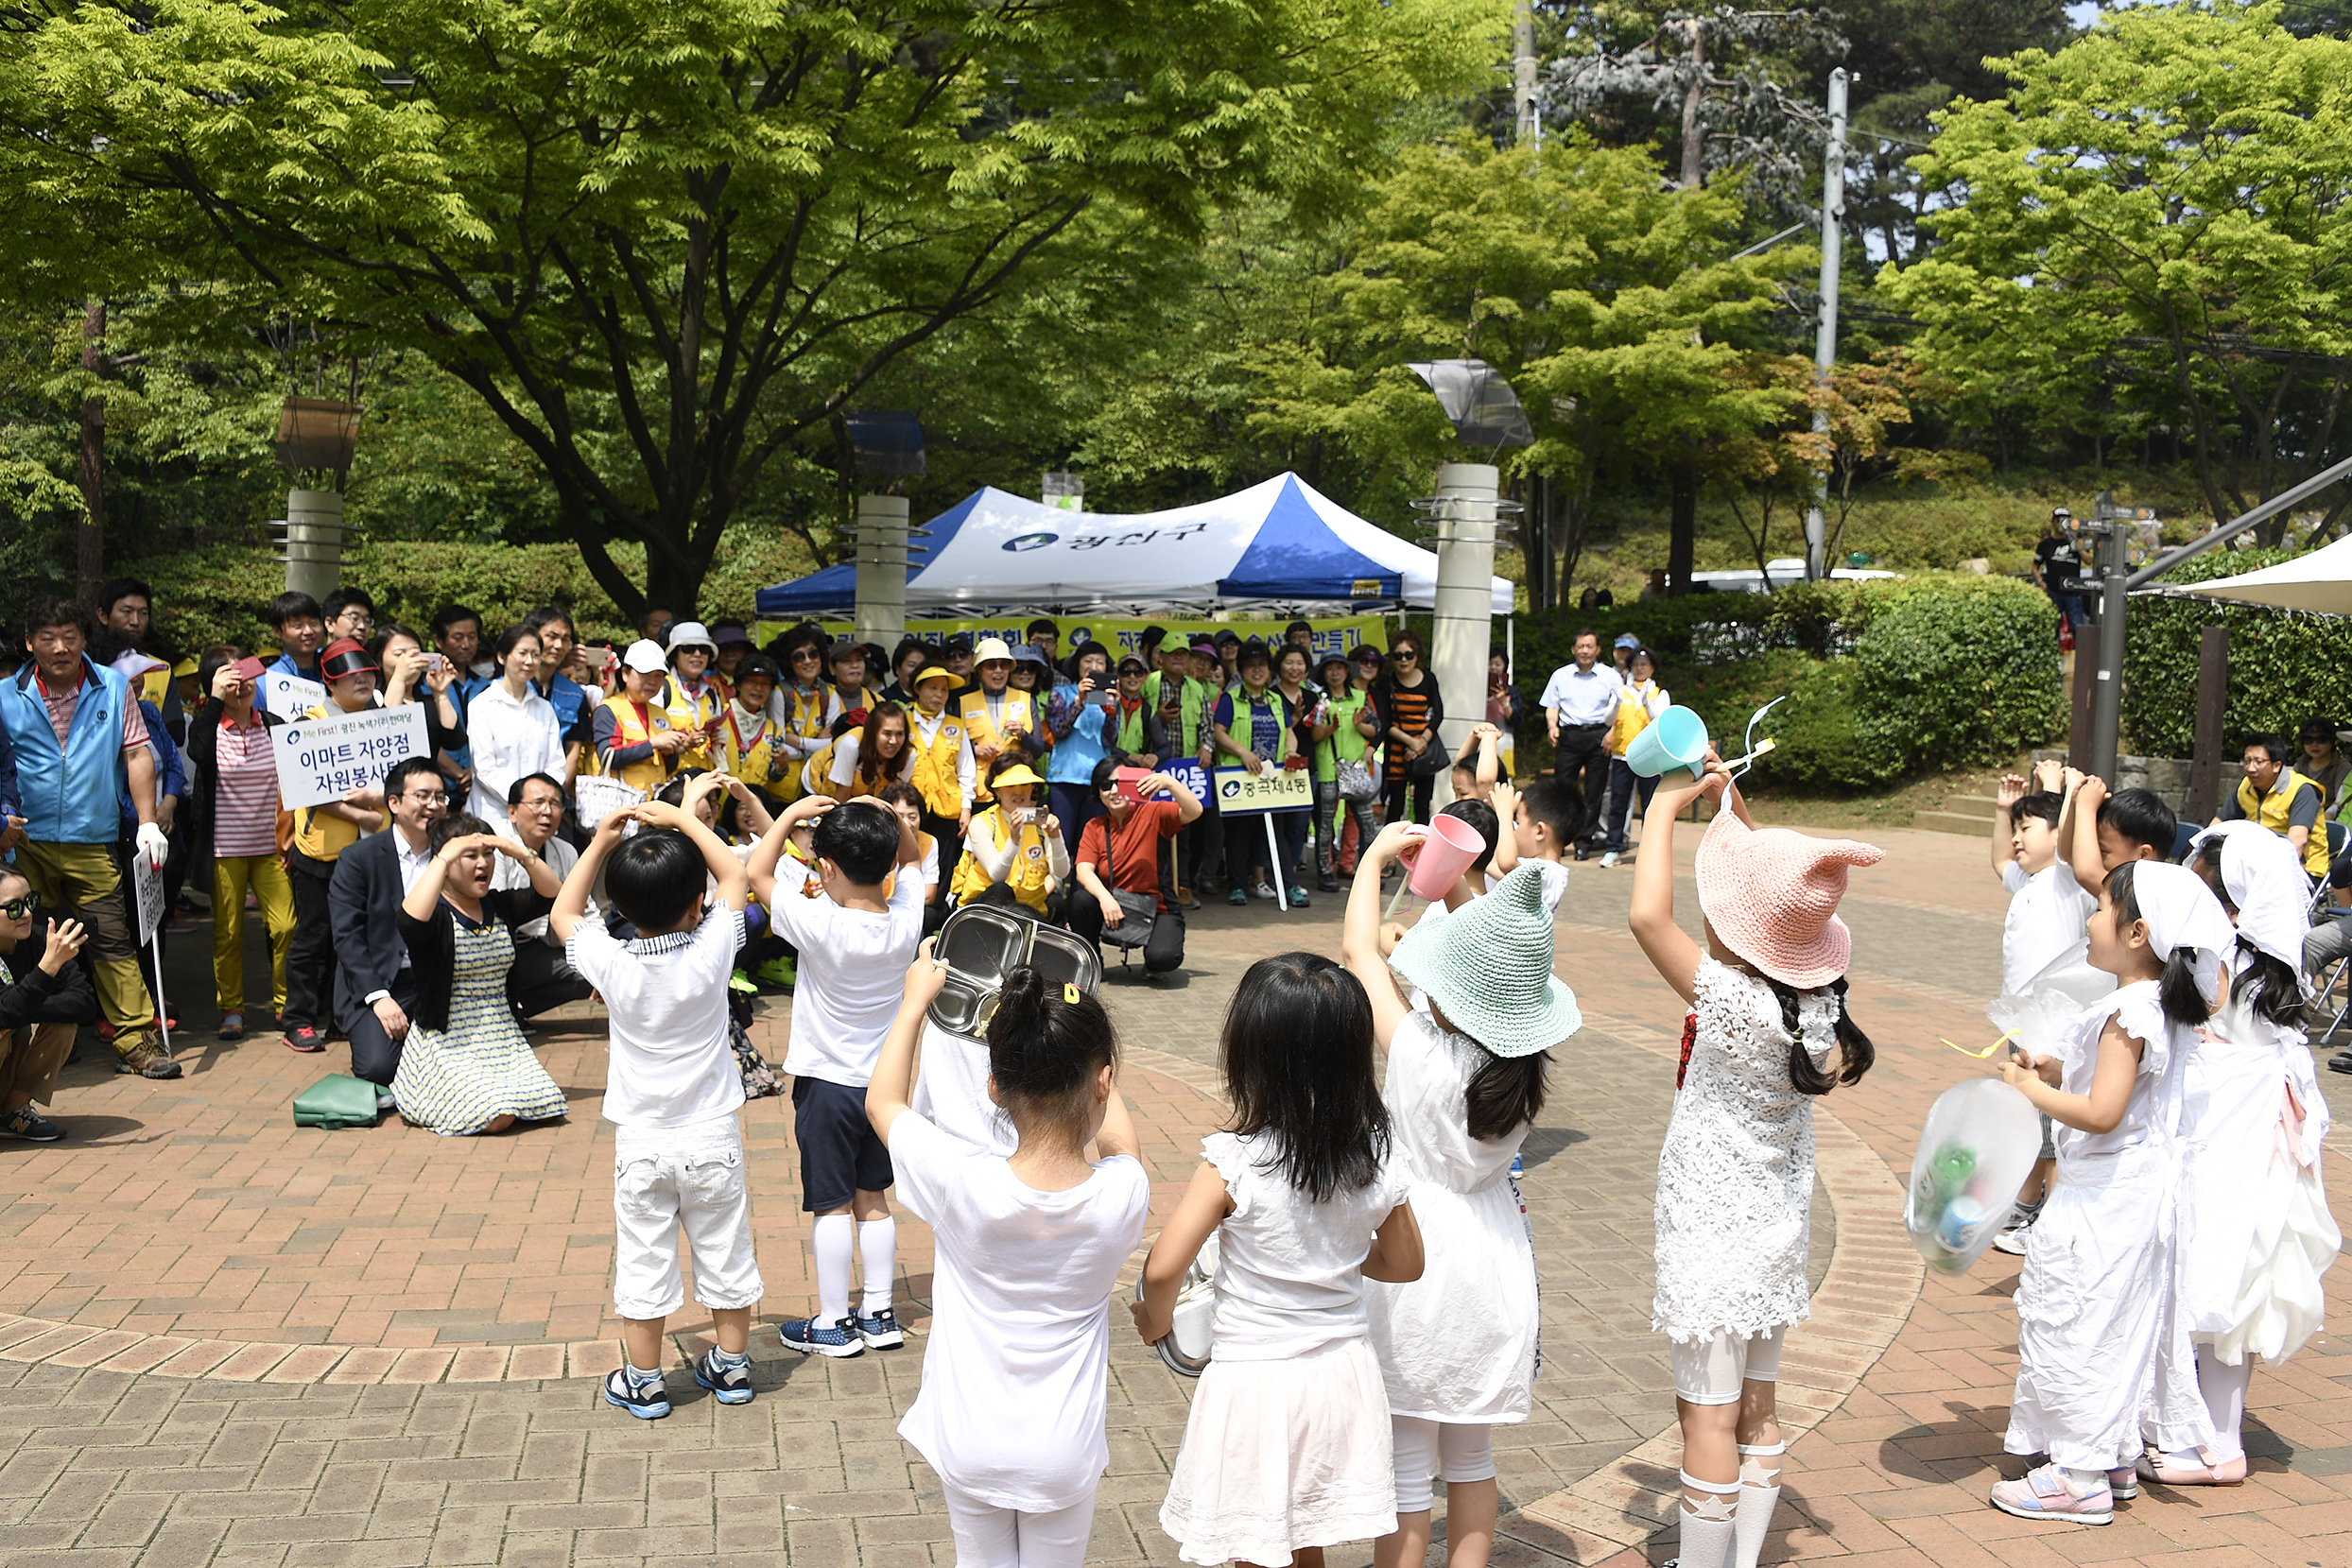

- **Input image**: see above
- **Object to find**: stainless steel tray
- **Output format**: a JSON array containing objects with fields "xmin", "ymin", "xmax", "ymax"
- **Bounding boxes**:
[{"xmin": 927, "ymin": 904, "xmax": 1102, "ymax": 1035}]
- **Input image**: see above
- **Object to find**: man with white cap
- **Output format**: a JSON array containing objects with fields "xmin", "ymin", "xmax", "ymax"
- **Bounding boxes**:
[
  {"xmin": 659, "ymin": 621, "xmax": 725, "ymax": 769},
  {"xmin": 596, "ymin": 640, "xmax": 694, "ymax": 793}
]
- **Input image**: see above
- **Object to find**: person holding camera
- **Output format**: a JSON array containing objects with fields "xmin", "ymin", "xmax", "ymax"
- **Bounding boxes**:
[
  {"xmin": 1043, "ymin": 645, "xmax": 1115, "ymax": 861},
  {"xmin": 948, "ymin": 757, "xmax": 1070, "ymax": 919},
  {"xmin": 1069, "ymin": 760, "xmax": 1200, "ymax": 976}
]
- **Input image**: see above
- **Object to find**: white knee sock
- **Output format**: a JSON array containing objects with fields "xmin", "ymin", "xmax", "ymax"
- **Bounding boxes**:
[
  {"xmin": 1733, "ymin": 1442, "xmax": 1784, "ymax": 1568},
  {"xmin": 2198, "ymin": 1355, "xmax": 2253, "ymax": 1461},
  {"xmin": 857, "ymin": 1216, "xmax": 897, "ymax": 1316},
  {"xmin": 813, "ymin": 1214, "xmax": 855, "ymax": 1327},
  {"xmin": 1671, "ymin": 1473, "xmax": 1738, "ymax": 1568}
]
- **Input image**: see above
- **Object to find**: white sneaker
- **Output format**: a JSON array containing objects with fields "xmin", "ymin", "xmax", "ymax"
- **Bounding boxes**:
[
  {"xmin": 1599, "ymin": 852, "xmax": 1621, "ymax": 869},
  {"xmin": 1253, "ymin": 880, "xmax": 1277, "ymax": 901},
  {"xmin": 1992, "ymin": 1218, "xmax": 2034, "ymax": 1255}
]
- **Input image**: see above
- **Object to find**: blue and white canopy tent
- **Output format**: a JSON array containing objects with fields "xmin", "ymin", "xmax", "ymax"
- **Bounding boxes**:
[{"xmin": 754, "ymin": 473, "xmax": 1513, "ymax": 617}]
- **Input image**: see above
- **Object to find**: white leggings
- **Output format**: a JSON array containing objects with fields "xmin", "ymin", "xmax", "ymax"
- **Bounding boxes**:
[
  {"xmin": 1669, "ymin": 1326, "xmax": 1786, "ymax": 1406},
  {"xmin": 941, "ymin": 1482, "xmax": 1097, "ymax": 1568},
  {"xmin": 1391, "ymin": 1416, "xmax": 1498, "ymax": 1514}
]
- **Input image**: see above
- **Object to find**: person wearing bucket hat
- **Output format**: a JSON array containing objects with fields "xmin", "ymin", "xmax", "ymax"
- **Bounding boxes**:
[
  {"xmin": 657, "ymin": 622, "xmax": 725, "ymax": 769},
  {"xmin": 1627, "ymin": 753, "xmax": 1882, "ymax": 1568},
  {"xmin": 1342, "ymin": 837, "xmax": 1569, "ymax": 1566},
  {"xmin": 955, "ymin": 638, "xmax": 1037, "ymax": 794}
]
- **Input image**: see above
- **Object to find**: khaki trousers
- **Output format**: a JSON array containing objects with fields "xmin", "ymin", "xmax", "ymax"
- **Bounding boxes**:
[{"xmin": 11, "ymin": 840, "xmax": 151, "ymax": 1059}]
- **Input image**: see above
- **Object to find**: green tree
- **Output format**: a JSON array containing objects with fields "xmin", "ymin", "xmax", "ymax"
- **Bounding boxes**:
[
  {"xmin": 1882, "ymin": 3, "xmax": 2352, "ymax": 537},
  {"xmin": 0, "ymin": 0, "xmax": 1501, "ymax": 618}
]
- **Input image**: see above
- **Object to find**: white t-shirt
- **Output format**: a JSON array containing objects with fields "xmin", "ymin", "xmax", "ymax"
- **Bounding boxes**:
[
  {"xmin": 909, "ymin": 1020, "xmax": 1016, "ymax": 1162},
  {"xmin": 1201, "ymin": 1129, "xmax": 1409, "ymax": 1360},
  {"xmin": 566, "ymin": 907, "xmax": 748, "ymax": 1129},
  {"xmin": 769, "ymin": 857, "xmax": 926, "ymax": 1087},
  {"xmin": 1998, "ymin": 859, "xmax": 2096, "ymax": 998},
  {"xmin": 891, "ymin": 1112, "xmax": 1150, "ymax": 1511}
]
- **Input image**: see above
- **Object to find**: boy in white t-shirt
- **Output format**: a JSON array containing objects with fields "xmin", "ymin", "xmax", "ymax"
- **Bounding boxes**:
[
  {"xmin": 1987, "ymin": 769, "xmax": 2097, "ymax": 1254},
  {"xmin": 554, "ymin": 801, "xmax": 760, "ymax": 1420},
  {"xmin": 749, "ymin": 794, "xmax": 926, "ymax": 1358}
]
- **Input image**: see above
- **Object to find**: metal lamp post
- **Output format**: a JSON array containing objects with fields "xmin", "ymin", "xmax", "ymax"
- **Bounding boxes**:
[{"xmin": 269, "ymin": 396, "xmax": 363, "ymax": 600}]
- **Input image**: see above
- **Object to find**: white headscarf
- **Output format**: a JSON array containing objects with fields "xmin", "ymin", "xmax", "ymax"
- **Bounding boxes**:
[
  {"xmin": 2188, "ymin": 819, "xmax": 2311, "ymax": 974},
  {"xmin": 2124, "ymin": 859, "xmax": 2239, "ymax": 1006}
]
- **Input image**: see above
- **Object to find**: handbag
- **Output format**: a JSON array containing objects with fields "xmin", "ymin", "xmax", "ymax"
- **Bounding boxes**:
[
  {"xmin": 1098, "ymin": 887, "xmax": 1159, "ymax": 950},
  {"xmin": 1408, "ymin": 737, "xmax": 1446, "ymax": 779},
  {"xmin": 292, "ymin": 1073, "xmax": 383, "ymax": 1129},
  {"xmin": 1336, "ymin": 755, "xmax": 1378, "ymax": 802}
]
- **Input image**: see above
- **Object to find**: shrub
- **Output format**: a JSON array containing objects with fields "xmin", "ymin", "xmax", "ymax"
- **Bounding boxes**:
[{"xmin": 2121, "ymin": 547, "xmax": 2352, "ymax": 757}]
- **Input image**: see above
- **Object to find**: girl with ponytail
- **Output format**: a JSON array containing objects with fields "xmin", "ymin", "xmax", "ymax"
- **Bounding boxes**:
[
  {"xmin": 868, "ymin": 947, "xmax": 1150, "ymax": 1567},
  {"xmin": 1344, "ymin": 827, "xmax": 1580, "ymax": 1568},
  {"xmin": 1626, "ymin": 752, "xmax": 1882, "ymax": 1568},
  {"xmin": 1991, "ymin": 858, "xmax": 2234, "ymax": 1525}
]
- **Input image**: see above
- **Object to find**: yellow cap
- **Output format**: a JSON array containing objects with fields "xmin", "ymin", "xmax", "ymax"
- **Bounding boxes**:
[
  {"xmin": 989, "ymin": 763, "xmax": 1046, "ymax": 790},
  {"xmin": 170, "ymin": 658, "xmax": 199, "ymax": 677}
]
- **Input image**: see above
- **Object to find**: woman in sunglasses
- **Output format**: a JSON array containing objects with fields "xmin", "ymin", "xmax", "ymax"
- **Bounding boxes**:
[
  {"xmin": 1371, "ymin": 633, "xmax": 1444, "ymax": 830},
  {"xmin": 0, "ymin": 873, "xmax": 93, "ymax": 1142}
]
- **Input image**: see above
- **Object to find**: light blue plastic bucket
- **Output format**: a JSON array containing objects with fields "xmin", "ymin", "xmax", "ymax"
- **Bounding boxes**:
[{"xmin": 1622, "ymin": 705, "xmax": 1709, "ymax": 779}]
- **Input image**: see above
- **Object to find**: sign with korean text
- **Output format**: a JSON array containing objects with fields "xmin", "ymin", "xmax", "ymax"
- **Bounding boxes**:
[
  {"xmin": 1213, "ymin": 764, "xmax": 1312, "ymax": 816},
  {"xmin": 260, "ymin": 670, "xmax": 326, "ymax": 717},
  {"xmin": 756, "ymin": 614, "xmax": 1390, "ymax": 665},
  {"xmin": 270, "ymin": 705, "xmax": 432, "ymax": 810},
  {"xmin": 1158, "ymin": 757, "xmax": 1209, "ymax": 801}
]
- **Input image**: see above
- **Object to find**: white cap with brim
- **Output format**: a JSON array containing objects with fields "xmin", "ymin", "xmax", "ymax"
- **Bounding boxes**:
[
  {"xmin": 1390, "ymin": 864, "xmax": 1582, "ymax": 1059},
  {"xmin": 665, "ymin": 621, "xmax": 718, "ymax": 654},
  {"xmin": 622, "ymin": 639, "xmax": 668, "ymax": 674}
]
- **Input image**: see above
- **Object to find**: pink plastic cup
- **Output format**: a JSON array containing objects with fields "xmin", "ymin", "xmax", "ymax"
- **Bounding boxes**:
[{"xmin": 1406, "ymin": 814, "xmax": 1486, "ymax": 901}]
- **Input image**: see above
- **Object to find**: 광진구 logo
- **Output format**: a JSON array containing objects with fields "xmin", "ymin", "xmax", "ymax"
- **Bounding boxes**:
[{"xmin": 1001, "ymin": 532, "xmax": 1059, "ymax": 552}]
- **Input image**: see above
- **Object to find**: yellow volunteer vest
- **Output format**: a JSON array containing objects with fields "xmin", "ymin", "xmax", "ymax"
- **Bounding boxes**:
[
  {"xmin": 949, "ymin": 807, "xmax": 1052, "ymax": 913},
  {"xmin": 908, "ymin": 711, "xmax": 966, "ymax": 819},
  {"xmin": 960, "ymin": 687, "xmax": 1036, "ymax": 805},
  {"xmin": 597, "ymin": 694, "xmax": 674, "ymax": 793},
  {"xmin": 662, "ymin": 674, "xmax": 721, "ymax": 769},
  {"xmin": 718, "ymin": 707, "xmax": 783, "ymax": 793},
  {"xmin": 2237, "ymin": 767, "xmax": 2331, "ymax": 876}
]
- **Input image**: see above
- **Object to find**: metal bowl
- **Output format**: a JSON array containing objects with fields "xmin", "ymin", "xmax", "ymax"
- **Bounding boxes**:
[{"xmin": 1135, "ymin": 1234, "xmax": 1219, "ymax": 1378}]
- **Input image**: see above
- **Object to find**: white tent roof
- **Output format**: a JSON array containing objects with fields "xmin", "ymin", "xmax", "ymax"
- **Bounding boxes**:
[
  {"xmin": 2170, "ymin": 536, "xmax": 2352, "ymax": 615},
  {"xmin": 755, "ymin": 472, "xmax": 1513, "ymax": 615}
]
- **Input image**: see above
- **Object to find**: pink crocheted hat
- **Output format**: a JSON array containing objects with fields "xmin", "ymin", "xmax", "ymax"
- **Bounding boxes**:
[{"xmin": 1691, "ymin": 810, "xmax": 1884, "ymax": 989}]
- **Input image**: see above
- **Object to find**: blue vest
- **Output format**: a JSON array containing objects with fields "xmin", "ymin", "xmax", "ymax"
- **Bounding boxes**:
[{"xmin": 0, "ymin": 659, "xmax": 132, "ymax": 844}]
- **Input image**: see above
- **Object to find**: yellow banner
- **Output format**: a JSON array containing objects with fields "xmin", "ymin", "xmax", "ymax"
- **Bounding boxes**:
[{"xmin": 754, "ymin": 613, "xmax": 1390, "ymax": 664}]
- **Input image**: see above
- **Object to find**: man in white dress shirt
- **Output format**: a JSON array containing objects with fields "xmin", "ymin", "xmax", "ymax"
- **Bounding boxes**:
[
  {"xmin": 1538, "ymin": 629, "xmax": 1623, "ymax": 862},
  {"xmin": 493, "ymin": 772, "xmax": 597, "ymax": 1022}
]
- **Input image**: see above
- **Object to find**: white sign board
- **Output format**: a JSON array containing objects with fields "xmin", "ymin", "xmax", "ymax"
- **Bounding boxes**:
[
  {"xmin": 1214, "ymin": 765, "xmax": 1313, "ymax": 816},
  {"xmin": 270, "ymin": 705, "xmax": 433, "ymax": 810},
  {"xmin": 574, "ymin": 773, "xmax": 648, "ymax": 832},
  {"xmin": 131, "ymin": 851, "xmax": 164, "ymax": 944},
  {"xmin": 261, "ymin": 670, "xmax": 326, "ymax": 717}
]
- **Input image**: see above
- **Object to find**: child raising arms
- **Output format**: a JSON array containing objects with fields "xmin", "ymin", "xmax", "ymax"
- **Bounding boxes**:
[
  {"xmin": 1992, "ymin": 859, "xmax": 2234, "ymax": 1523},
  {"xmin": 1138, "ymin": 953, "xmax": 1425, "ymax": 1568},
  {"xmin": 1627, "ymin": 756, "xmax": 1882, "ymax": 1568},
  {"xmin": 868, "ymin": 947, "xmax": 1150, "ymax": 1566}
]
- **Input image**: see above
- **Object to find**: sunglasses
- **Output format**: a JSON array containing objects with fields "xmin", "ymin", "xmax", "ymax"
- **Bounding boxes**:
[
  {"xmin": 1392, "ymin": 649, "xmax": 1418, "ymax": 661},
  {"xmin": 1, "ymin": 891, "xmax": 39, "ymax": 919}
]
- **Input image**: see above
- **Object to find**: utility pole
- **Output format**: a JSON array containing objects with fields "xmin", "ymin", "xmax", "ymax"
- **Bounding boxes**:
[
  {"xmin": 1803, "ymin": 68, "xmax": 1848, "ymax": 582},
  {"xmin": 1513, "ymin": 0, "xmax": 1539, "ymax": 146}
]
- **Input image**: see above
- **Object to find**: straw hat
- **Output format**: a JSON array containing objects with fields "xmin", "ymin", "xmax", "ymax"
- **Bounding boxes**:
[
  {"xmin": 973, "ymin": 637, "xmax": 1014, "ymax": 665},
  {"xmin": 1692, "ymin": 811, "xmax": 1884, "ymax": 989},
  {"xmin": 1391, "ymin": 865, "xmax": 1581, "ymax": 1058}
]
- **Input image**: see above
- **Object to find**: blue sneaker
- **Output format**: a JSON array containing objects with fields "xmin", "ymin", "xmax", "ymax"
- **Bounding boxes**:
[
  {"xmin": 856, "ymin": 1308, "xmax": 905, "ymax": 1350},
  {"xmin": 1228, "ymin": 887, "xmax": 1248, "ymax": 906},
  {"xmin": 1509, "ymin": 1152, "xmax": 1523, "ymax": 1178},
  {"xmin": 778, "ymin": 1316, "xmax": 865, "ymax": 1358},
  {"xmin": 601, "ymin": 1368, "xmax": 670, "ymax": 1420},
  {"xmin": 693, "ymin": 1348, "xmax": 754, "ymax": 1404}
]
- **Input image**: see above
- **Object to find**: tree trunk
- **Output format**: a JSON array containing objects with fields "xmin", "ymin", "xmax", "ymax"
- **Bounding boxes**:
[
  {"xmin": 1679, "ymin": 22, "xmax": 1706, "ymax": 190},
  {"xmin": 77, "ymin": 300, "xmax": 105, "ymax": 601},
  {"xmin": 1513, "ymin": 0, "xmax": 1538, "ymax": 146},
  {"xmin": 1668, "ymin": 460, "xmax": 1698, "ymax": 595}
]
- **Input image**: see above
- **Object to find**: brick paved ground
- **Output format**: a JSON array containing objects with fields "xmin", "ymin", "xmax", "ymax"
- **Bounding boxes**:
[{"xmin": 1, "ymin": 820, "xmax": 2345, "ymax": 1564}]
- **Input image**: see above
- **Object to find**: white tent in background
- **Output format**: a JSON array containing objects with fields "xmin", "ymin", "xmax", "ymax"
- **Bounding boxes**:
[{"xmin": 2170, "ymin": 535, "xmax": 2352, "ymax": 615}]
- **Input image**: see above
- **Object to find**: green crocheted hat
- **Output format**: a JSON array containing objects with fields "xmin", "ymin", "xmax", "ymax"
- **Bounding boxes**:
[{"xmin": 1391, "ymin": 864, "xmax": 1581, "ymax": 1059}]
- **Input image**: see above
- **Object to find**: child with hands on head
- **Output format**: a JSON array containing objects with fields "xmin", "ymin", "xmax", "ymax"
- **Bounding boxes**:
[
  {"xmin": 868, "ymin": 943, "xmax": 1149, "ymax": 1568},
  {"xmin": 1138, "ymin": 952, "xmax": 1425, "ymax": 1568},
  {"xmin": 556, "ymin": 798, "xmax": 766, "ymax": 1418},
  {"xmin": 1344, "ymin": 825, "xmax": 1576, "ymax": 1568},
  {"xmin": 1626, "ymin": 750, "xmax": 1882, "ymax": 1568},
  {"xmin": 1989, "ymin": 858, "xmax": 2233, "ymax": 1524}
]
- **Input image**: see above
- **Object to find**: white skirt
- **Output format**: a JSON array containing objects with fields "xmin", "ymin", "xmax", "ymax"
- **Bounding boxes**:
[
  {"xmin": 1160, "ymin": 1337, "xmax": 1396, "ymax": 1567},
  {"xmin": 2202, "ymin": 1150, "xmax": 2340, "ymax": 1365}
]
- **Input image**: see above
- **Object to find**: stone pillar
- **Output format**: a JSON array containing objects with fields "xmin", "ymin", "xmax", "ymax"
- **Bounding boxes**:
[
  {"xmin": 281, "ymin": 489, "xmax": 345, "ymax": 603},
  {"xmin": 853, "ymin": 494, "xmax": 911, "ymax": 648},
  {"xmin": 1428, "ymin": 462, "xmax": 1499, "ymax": 811}
]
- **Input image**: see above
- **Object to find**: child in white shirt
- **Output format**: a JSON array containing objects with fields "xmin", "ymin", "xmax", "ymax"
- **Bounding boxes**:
[
  {"xmin": 869, "ymin": 947, "xmax": 1150, "ymax": 1568},
  {"xmin": 749, "ymin": 795, "xmax": 926, "ymax": 1358},
  {"xmin": 555, "ymin": 801, "xmax": 760, "ymax": 1420}
]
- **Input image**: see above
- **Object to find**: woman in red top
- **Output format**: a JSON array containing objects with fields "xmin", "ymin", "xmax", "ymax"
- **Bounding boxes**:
[{"xmin": 1068, "ymin": 758, "xmax": 1201, "ymax": 976}]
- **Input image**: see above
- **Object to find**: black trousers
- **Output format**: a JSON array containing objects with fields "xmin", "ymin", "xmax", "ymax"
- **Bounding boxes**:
[
  {"xmin": 1068, "ymin": 894, "xmax": 1186, "ymax": 974},
  {"xmin": 508, "ymin": 939, "xmax": 594, "ymax": 1019},
  {"xmin": 283, "ymin": 851, "xmax": 337, "ymax": 1031},
  {"xmin": 1553, "ymin": 723, "xmax": 1611, "ymax": 846},
  {"xmin": 347, "ymin": 974, "xmax": 419, "ymax": 1087},
  {"xmin": 921, "ymin": 808, "xmax": 964, "ymax": 905}
]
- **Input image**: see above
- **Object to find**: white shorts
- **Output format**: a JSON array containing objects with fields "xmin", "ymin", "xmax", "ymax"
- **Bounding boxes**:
[
  {"xmin": 1669, "ymin": 1326, "xmax": 1786, "ymax": 1406},
  {"xmin": 1391, "ymin": 1416, "xmax": 1497, "ymax": 1514},
  {"xmin": 941, "ymin": 1482, "xmax": 1098, "ymax": 1568},
  {"xmin": 612, "ymin": 1116, "xmax": 763, "ymax": 1321}
]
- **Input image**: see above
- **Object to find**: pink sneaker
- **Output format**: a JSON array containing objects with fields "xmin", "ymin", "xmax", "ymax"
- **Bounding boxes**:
[
  {"xmin": 1989, "ymin": 1464, "xmax": 2113, "ymax": 1525},
  {"xmin": 2106, "ymin": 1465, "xmax": 2139, "ymax": 1501},
  {"xmin": 2136, "ymin": 1447, "xmax": 2246, "ymax": 1487}
]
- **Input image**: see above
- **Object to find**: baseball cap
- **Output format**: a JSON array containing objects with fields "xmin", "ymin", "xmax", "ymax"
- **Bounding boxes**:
[
  {"xmin": 622, "ymin": 639, "xmax": 668, "ymax": 675},
  {"xmin": 709, "ymin": 621, "xmax": 751, "ymax": 647},
  {"xmin": 1614, "ymin": 633, "xmax": 1640, "ymax": 649},
  {"xmin": 1116, "ymin": 655, "xmax": 1147, "ymax": 675}
]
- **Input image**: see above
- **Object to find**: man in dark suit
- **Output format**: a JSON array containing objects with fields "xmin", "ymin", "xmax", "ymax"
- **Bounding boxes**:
[{"xmin": 329, "ymin": 756, "xmax": 448, "ymax": 1085}]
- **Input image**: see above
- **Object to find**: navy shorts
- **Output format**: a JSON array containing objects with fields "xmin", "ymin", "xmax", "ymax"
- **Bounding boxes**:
[{"xmin": 793, "ymin": 1076, "xmax": 894, "ymax": 1212}]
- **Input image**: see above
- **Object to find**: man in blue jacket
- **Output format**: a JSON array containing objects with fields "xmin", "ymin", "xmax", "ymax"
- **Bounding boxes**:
[{"xmin": 0, "ymin": 600, "xmax": 175, "ymax": 1077}]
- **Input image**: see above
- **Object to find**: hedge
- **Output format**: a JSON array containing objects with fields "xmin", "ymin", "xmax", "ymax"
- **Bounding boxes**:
[
  {"xmin": 1500, "ymin": 574, "xmax": 2068, "ymax": 789},
  {"xmin": 2122, "ymin": 547, "xmax": 2352, "ymax": 757}
]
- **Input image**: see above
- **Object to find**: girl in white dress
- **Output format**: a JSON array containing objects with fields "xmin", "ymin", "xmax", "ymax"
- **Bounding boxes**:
[
  {"xmin": 1137, "ymin": 952, "xmax": 1426, "ymax": 1568},
  {"xmin": 1628, "ymin": 758, "xmax": 1883, "ymax": 1568},
  {"xmin": 868, "ymin": 947, "xmax": 1150, "ymax": 1567},
  {"xmin": 1992, "ymin": 860, "xmax": 2233, "ymax": 1525},
  {"xmin": 2163, "ymin": 823, "xmax": 2341, "ymax": 1485},
  {"xmin": 1343, "ymin": 836, "xmax": 1582, "ymax": 1568}
]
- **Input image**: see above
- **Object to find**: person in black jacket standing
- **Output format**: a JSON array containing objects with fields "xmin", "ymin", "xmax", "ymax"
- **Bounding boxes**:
[
  {"xmin": 328, "ymin": 756, "xmax": 449, "ymax": 1086},
  {"xmin": 0, "ymin": 866, "xmax": 97, "ymax": 1141}
]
